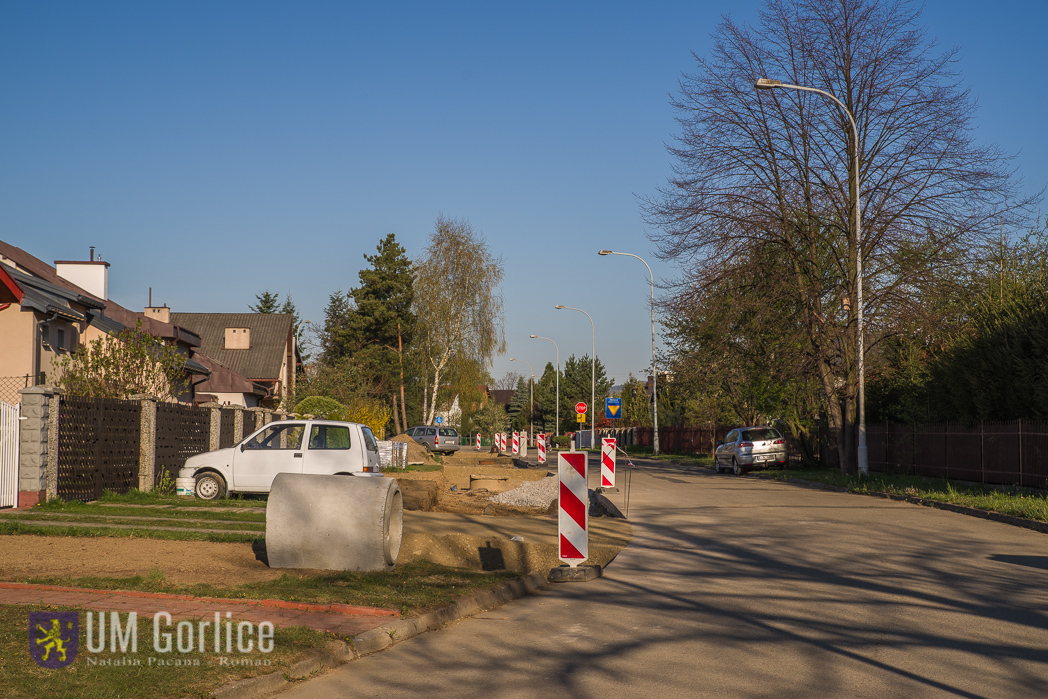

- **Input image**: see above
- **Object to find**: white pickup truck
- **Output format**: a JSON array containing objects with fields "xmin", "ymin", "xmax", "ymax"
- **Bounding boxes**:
[{"xmin": 177, "ymin": 419, "xmax": 382, "ymax": 500}]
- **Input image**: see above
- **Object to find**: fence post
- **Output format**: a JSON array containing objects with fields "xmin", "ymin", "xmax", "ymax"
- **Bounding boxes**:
[
  {"xmin": 247, "ymin": 407, "xmax": 267, "ymax": 433},
  {"xmin": 130, "ymin": 395, "xmax": 158, "ymax": 492},
  {"xmin": 16, "ymin": 386, "xmax": 54, "ymax": 508},
  {"xmin": 233, "ymin": 406, "xmax": 245, "ymax": 443},
  {"xmin": 1018, "ymin": 419, "xmax": 1023, "ymax": 484},
  {"xmin": 44, "ymin": 388, "xmax": 63, "ymax": 502},
  {"xmin": 980, "ymin": 421, "xmax": 985, "ymax": 484},
  {"xmin": 207, "ymin": 405, "xmax": 221, "ymax": 452}
]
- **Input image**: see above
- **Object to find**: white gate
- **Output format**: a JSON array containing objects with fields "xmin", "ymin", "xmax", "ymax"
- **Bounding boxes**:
[{"xmin": 0, "ymin": 401, "xmax": 18, "ymax": 508}]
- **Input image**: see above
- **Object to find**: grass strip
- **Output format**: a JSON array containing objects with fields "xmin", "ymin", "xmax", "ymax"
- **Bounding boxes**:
[
  {"xmin": 1, "ymin": 514, "xmax": 266, "ymax": 532},
  {"xmin": 23, "ymin": 560, "xmax": 522, "ymax": 617},
  {"xmin": 1, "ymin": 603, "xmax": 331, "ymax": 699},
  {"xmin": 0, "ymin": 521, "xmax": 260, "ymax": 544},
  {"xmin": 26, "ymin": 503, "xmax": 266, "ymax": 522}
]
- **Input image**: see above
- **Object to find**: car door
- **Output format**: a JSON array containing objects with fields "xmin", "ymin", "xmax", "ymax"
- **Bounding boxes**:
[
  {"xmin": 423, "ymin": 427, "xmax": 437, "ymax": 449},
  {"xmin": 360, "ymin": 425, "xmax": 381, "ymax": 472},
  {"xmin": 717, "ymin": 430, "xmax": 738, "ymax": 469},
  {"xmin": 301, "ymin": 423, "xmax": 358, "ymax": 475},
  {"xmin": 232, "ymin": 422, "xmax": 306, "ymax": 490}
]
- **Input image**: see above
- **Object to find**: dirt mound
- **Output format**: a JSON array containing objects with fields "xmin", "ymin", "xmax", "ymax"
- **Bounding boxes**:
[{"xmin": 390, "ymin": 432, "xmax": 435, "ymax": 464}]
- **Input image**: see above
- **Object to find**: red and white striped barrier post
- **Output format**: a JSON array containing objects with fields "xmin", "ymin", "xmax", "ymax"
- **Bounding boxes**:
[
  {"xmin": 499, "ymin": 433, "xmax": 506, "ymax": 452},
  {"xmin": 537, "ymin": 433, "xmax": 547, "ymax": 464},
  {"xmin": 512, "ymin": 431, "xmax": 519, "ymax": 455},
  {"xmin": 601, "ymin": 437, "xmax": 617, "ymax": 488},
  {"xmin": 476, "ymin": 433, "xmax": 482, "ymax": 450},
  {"xmin": 558, "ymin": 452, "xmax": 588, "ymax": 567}
]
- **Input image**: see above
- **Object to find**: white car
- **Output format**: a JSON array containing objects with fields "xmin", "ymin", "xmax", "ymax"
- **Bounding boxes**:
[{"xmin": 178, "ymin": 419, "xmax": 382, "ymax": 500}]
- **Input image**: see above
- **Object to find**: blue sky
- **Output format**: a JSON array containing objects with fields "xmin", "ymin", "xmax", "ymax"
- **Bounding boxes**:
[{"xmin": 2, "ymin": 1, "xmax": 1046, "ymax": 388}]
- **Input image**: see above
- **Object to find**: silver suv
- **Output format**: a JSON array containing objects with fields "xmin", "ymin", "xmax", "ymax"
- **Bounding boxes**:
[
  {"xmin": 406, "ymin": 425, "xmax": 460, "ymax": 455},
  {"xmin": 714, "ymin": 426, "xmax": 786, "ymax": 475}
]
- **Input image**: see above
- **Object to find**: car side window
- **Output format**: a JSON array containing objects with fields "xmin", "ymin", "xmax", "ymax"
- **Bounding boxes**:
[
  {"xmin": 244, "ymin": 424, "xmax": 304, "ymax": 450},
  {"xmin": 725, "ymin": 430, "xmax": 738, "ymax": 443},
  {"xmin": 361, "ymin": 426, "xmax": 379, "ymax": 452},
  {"xmin": 309, "ymin": 425, "xmax": 351, "ymax": 450},
  {"xmin": 425, "ymin": 428, "xmax": 436, "ymax": 436},
  {"xmin": 439, "ymin": 428, "xmax": 457, "ymax": 437}
]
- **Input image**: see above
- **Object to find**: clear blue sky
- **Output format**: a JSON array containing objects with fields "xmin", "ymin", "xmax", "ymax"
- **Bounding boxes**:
[{"xmin": 2, "ymin": 1, "xmax": 1045, "ymax": 388}]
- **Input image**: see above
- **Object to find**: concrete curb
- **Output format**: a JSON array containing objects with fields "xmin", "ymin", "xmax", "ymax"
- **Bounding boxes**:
[{"xmin": 211, "ymin": 570, "xmax": 548, "ymax": 699}]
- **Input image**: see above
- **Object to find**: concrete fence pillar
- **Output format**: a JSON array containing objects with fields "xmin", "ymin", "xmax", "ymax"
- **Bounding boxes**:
[
  {"xmin": 130, "ymin": 395, "xmax": 159, "ymax": 492},
  {"xmin": 233, "ymin": 407, "xmax": 245, "ymax": 443},
  {"xmin": 45, "ymin": 388, "xmax": 61, "ymax": 502},
  {"xmin": 16, "ymin": 386, "xmax": 54, "ymax": 508},
  {"xmin": 207, "ymin": 405, "xmax": 221, "ymax": 452}
]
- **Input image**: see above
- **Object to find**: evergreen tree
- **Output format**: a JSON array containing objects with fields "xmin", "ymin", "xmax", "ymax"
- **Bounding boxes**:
[
  {"xmin": 560, "ymin": 354, "xmax": 613, "ymax": 426},
  {"xmin": 507, "ymin": 377, "xmax": 529, "ymax": 430},
  {"xmin": 249, "ymin": 290, "xmax": 280, "ymax": 314}
]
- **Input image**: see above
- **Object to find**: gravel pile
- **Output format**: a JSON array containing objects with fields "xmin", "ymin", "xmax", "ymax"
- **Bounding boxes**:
[{"xmin": 490, "ymin": 474, "xmax": 558, "ymax": 508}]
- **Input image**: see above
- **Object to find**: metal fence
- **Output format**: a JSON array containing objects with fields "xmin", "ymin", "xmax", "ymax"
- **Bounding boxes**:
[
  {"xmin": 0, "ymin": 401, "xmax": 18, "ymax": 508},
  {"xmin": 868, "ymin": 422, "xmax": 1048, "ymax": 489},
  {"xmin": 155, "ymin": 402, "xmax": 211, "ymax": 487},
  {"xmin": 0, "ymin": 374, "xmax": 45, "ymax": 405},
  {"xmin": 634, "ymin": 426, "xmax": 733, "ymax": 454},
  {"xmin": 56, "ymin": 396, "xmax": 141, "ymax": 501}
]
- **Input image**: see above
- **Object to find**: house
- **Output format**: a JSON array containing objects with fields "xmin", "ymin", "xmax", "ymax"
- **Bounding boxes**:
[
  {"xmin": 0, "ymin": 241, "xmax": 212, "ymax": 404},
  {"xmin": 168, "ymin": 312, "xmax": 299, "ymax": 408}
]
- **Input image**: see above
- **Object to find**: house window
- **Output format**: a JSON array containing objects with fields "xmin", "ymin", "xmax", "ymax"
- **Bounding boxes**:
[
  {"xmin": 56, "ymin": 328, "xmax": 65, "ymax": 350},
  {"xmin": 225, "ymin": 327, "xmax": 250, "ymax": 350}
]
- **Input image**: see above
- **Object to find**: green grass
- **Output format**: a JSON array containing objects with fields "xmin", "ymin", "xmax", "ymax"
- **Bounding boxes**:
[
  {"xmin": 0, "ymin": 521, "xmax": 261, "ymax": 544},
  {"xmin": 21, "ymin": 560, "xmax": 521, "ymax": 617},
  {"xmin": 749, "ymin": 466, "xmax": 1048, "ymax": 523},
  {"xmin": 1, "ymin": 603, "xmax": 331, "ymax": 699},
  {"xmin": 384, "ymin": 463, "xmax": 442, "ymax": 474}
]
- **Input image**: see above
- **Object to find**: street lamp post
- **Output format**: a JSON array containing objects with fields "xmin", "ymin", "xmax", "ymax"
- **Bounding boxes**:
[
  {"xmin": 530, "ymin": 335, "xmax": 559, "ymax": 437},
  {"xmin": 555, "ymin": 305, "xmax": 595, "ymax": 448},
  {"xmin": 509, "ymin": 357, "xmax": 534, "ymax": 436},
  {"xmin": 755, "ymin": 77, "xmax": 867, "ymax": 475},
  {"xmin": 598, "ymin": 249, "xmax": 660, "ymax": 456}
]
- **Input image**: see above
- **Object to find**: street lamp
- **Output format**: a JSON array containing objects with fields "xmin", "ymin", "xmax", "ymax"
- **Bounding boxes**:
[
  {"xmin": 530, "ymin": 334, "xmax": 560, "ymax": 436},
  {"xmin": 598, "ymin": 249, "xmax": 660, "ymax": 456},
  {"xmin": 508, "ymin": 357, "xmax": 534, "ymax": 436},
  {"xmin": 755, "ymin": 77, "xmax": 867, "ymax": 475},
  {"xmin": 555, "ymin": 305, "xmax": 595, "ymax": 447}
]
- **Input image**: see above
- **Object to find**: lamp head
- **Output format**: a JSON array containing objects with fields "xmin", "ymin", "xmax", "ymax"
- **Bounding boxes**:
[
  {"xmin": 598, "ymin": 249, "xmax": 613, "ymax": 255},
  {"xmin": 555, "ymin": 305, "xmax": 565, "ymax": 309},
  {"xmin": 755, "ymin": 78, "xmax": 782, "ymax": 90},
  {"xmin": 509, "ymin": 358, "xmax": 517, "ymax": 361},
  {"xmin": 529, "ymin": 334, "xmax": 538, "ymax": 338}
]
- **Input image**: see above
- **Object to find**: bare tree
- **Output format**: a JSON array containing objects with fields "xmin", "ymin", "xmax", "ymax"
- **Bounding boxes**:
[
  {"xmin": 495, "ymin": 371, "xmax": 523, "ymax": 391},
  {"xmin": 646, "ymin": 0, "xmax": 1035, "ymax": 471},
  {"xmin": 413, "ymin": 216, "xmax": 507, "ymax": 425}
]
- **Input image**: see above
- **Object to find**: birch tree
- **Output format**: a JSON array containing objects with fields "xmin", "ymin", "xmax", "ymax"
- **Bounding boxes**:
[{"xmin": 413, "ymin": 216, "xmax": 506, "ymax": 425}]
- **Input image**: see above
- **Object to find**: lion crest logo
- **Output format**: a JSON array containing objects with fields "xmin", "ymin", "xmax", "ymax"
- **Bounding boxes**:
[{"xmin": 30, "ymin": 611, "xmax": 78, "ymax": 669}]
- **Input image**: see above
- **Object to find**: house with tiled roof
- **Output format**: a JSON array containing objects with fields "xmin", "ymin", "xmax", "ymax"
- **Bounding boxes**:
[
  {"xmin": 168, "ymin": 312, "xmax": 299, "ymax": 408},
  {"xmin": 0, "ymin": 241, "xmax": 212, "ymax": 404}
]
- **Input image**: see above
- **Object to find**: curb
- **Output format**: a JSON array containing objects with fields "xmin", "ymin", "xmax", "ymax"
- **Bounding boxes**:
[{"xmin": 211, "ymin": 570, "xmax": 549, "ymax": 699}]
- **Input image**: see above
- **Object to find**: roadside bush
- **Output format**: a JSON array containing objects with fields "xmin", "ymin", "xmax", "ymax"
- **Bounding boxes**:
[{"xmin": 293, "ymin": 396, "xmax": 347, "ymax": 420}]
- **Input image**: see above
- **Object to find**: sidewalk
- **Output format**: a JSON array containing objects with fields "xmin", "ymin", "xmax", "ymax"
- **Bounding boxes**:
[{"xmin": 0, "ymin": 582, "xmax": 398, "ymax": 636}]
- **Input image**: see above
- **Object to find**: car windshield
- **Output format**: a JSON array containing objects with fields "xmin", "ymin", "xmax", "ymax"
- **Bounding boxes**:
[{"xmin": 743, "ymin": 428, "xmax": 780, "ymax": 441}]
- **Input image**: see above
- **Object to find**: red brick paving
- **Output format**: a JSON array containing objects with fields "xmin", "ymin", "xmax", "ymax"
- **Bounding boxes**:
[{"xmin": 0, "ymin": 582, "xmax": 398, "ymax": 636}]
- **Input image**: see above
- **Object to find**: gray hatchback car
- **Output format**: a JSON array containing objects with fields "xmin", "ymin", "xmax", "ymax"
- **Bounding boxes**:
[
  {"xmin": 714, "ymin": 426, "xmax": 787, "ymax": 475},
  {"xmin": 405, "ymin": 425, "xmax": 461, "ymax": 455}
]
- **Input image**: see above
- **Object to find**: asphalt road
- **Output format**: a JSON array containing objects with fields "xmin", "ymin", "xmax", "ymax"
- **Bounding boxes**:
[{"xmin": 281, "ymin": 457, "xmax": 1048, "ymax": 698}]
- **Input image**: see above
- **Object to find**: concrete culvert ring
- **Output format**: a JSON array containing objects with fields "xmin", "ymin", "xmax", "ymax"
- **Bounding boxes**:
[{"xmin": 384, "ymin": 486, "xmax": 403, "ymax": 566}]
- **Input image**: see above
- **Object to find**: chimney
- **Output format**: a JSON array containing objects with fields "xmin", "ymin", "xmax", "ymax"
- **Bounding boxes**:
[
  {"xmin": 55, "ymin": 251, "xmax": 109, "ymax": 300},
  {"xmin": 145, "ymin": 303, "xmax": 170, "ymax": 324}
]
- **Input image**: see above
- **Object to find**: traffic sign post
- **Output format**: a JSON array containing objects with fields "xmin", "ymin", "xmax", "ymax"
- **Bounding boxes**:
[
  {"xmin": 601, "ymin": 437, "xmax": 617, "ymax": 488},
  {"xmin": 558, "ymin": 451, "xmax": 588, "ymax": 567}
]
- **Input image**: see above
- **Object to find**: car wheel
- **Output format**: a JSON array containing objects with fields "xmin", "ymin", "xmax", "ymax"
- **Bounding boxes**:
[
  {"xmin": 732, "ymin": 458, "xmax": 743, "ymax": 476},
  {"xmin": 194, "ymin": 472, "xmax": 226, "ymax": 501}
]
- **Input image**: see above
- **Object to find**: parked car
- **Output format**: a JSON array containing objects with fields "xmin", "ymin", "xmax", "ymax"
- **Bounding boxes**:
[
  {"xmin": 714, "ymin": 426, "xmax": 787, "ymax": 475},
  {"xmin": 178, "ymin": 419, "xmax": 382, "ymax": 500},
  {"xmin": 404, "ymin": 425, "xmax": 460, "ymax": 455}
]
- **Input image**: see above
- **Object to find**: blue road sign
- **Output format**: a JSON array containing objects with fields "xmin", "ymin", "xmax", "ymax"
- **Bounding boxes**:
[
  {"xmin": 605, "ymin": 398, "xmax": 622, "ymax": 420},
  {"xmin": 435, "ymin": 416, "xmax": 443, "ymax": 424}
]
